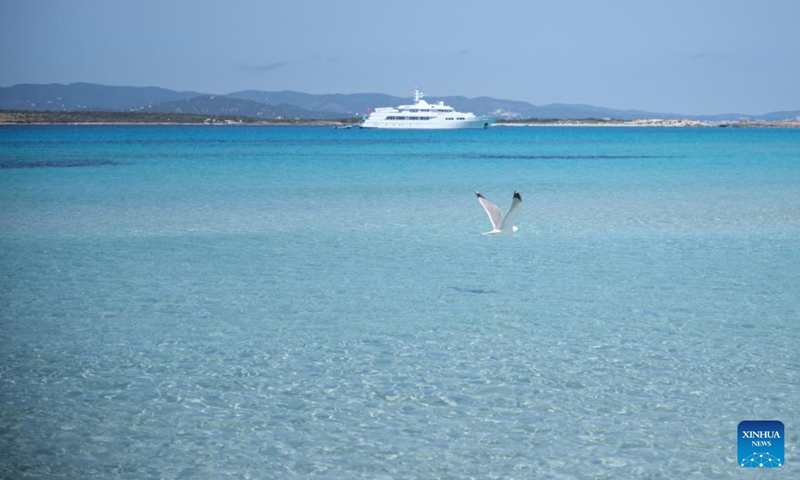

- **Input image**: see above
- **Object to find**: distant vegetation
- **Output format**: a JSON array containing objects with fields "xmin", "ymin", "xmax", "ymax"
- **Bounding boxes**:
[
  {"xmin": 0, "ymin": 110, "xmax": 360, "ymax": 125},
  {"xmin": 496, "ymin": 118, "xmax": 621, "ymax": 125}
]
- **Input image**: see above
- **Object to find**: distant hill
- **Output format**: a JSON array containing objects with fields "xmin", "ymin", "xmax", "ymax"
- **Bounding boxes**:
[
  {"xmin": 227, "ymin": 90, "xmax": 399, "ymax": 117},
  {"xmin": 1, "ymin": 82, "xmax": 798, "ymax": 121},
  {"xmin": 0, "ymin": 82, "xmax": 201, "ymax": 111},
  {"xmin": 139, "ymin": 95, "xmax": 344, "ymax": 119},
  {"xmin": 226, "ymin": 90, "xmax": 668, "ymax": 119},
  {"xmin": 525, "ymin": 103, "xmax": 683, "ymax": 120}
]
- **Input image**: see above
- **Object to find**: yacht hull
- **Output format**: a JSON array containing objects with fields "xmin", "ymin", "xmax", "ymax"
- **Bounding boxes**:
[{"xmin": 360, "ymin": 116, "xmax": 496, "ymax": 130}]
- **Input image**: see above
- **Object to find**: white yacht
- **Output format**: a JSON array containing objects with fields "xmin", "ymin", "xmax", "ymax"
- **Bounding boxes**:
[{"xmin": 360, "ymin": 89, "xmax": 496, "ymax": 129}]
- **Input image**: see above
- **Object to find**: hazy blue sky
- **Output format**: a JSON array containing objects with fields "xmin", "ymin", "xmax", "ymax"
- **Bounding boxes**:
[{"xmin": 1, "ymin": 0, "xmax": 798, "ymax": 114}]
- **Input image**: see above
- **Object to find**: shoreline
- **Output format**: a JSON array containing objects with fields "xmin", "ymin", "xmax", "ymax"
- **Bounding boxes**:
[
  {"xmin": 0, "ymin": 121, "xmax": 348, "ymax": 126},
  {"xmin": 494, "ymin": 119, "xmax": 800, "ymax": 128},
  {"xmin": 0, "ymin": 110, "xmax": 355, "ymax": 127},
  {"xmin": 1, "ymin": 111, "xmax": 798, "ymax": 128}
]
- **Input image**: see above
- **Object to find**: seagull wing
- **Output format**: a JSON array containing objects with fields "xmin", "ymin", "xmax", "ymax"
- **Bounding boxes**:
[
  {"xmin": 476, "ymin": 191, "xmax": 503, "ymax": 230},
  {"xmin": 500, "ymin": 191, "xmax": 522, "ymax": 230}
]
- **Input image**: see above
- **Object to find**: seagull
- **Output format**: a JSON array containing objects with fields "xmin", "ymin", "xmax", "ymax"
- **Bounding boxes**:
[{"xmin": 476, "ymin": 190, "xmax": 522, "ymax": 235}]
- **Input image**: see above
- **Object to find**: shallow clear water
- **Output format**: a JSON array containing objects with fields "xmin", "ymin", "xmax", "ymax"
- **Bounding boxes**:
[{"xmin": 1, "ymin": 125, "xmax": 798, "ymax": 478}]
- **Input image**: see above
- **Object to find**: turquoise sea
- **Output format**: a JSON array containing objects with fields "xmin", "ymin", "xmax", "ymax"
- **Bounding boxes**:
[{"xmin": 1, "ymin": 125, "xmax": 798, "ymax": 478}]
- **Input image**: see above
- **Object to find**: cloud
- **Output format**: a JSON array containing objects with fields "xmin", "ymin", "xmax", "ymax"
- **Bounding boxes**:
[
  {"xmin": 692, "ymin": 52, "xmax": 731, "ymax": 64},
  {"xmin": 312, "ymin": 55, "xmax": 340, "ymax": 63},
  {"xmin": 240, "ymin": 61, "xmax": 290, "ymax": 72}
]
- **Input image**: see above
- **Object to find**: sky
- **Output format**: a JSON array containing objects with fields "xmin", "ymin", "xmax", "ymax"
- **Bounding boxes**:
[{"xmin": 1, "ymin": 0, "xmax": 798, "ymax": 115}]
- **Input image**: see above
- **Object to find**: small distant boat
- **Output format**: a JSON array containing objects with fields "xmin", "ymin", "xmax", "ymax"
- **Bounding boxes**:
[
  {"xmin": 334, "ymin": 125, "xmax": 353, "ymax": 129},
  {"xmin": 360, "ymin": 88, "xmax": 496, "ymax": 130}
]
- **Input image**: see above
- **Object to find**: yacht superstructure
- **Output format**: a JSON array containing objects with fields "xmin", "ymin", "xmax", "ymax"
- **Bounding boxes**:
[{"xmin": 360, "ymin": 89, "xmax": 496, "ymax": 129}]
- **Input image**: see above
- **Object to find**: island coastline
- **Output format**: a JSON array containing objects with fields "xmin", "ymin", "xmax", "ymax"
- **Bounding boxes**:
[{"xmin": 1, "ymin": 110, "xmax": 798, "ymax": 128}]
